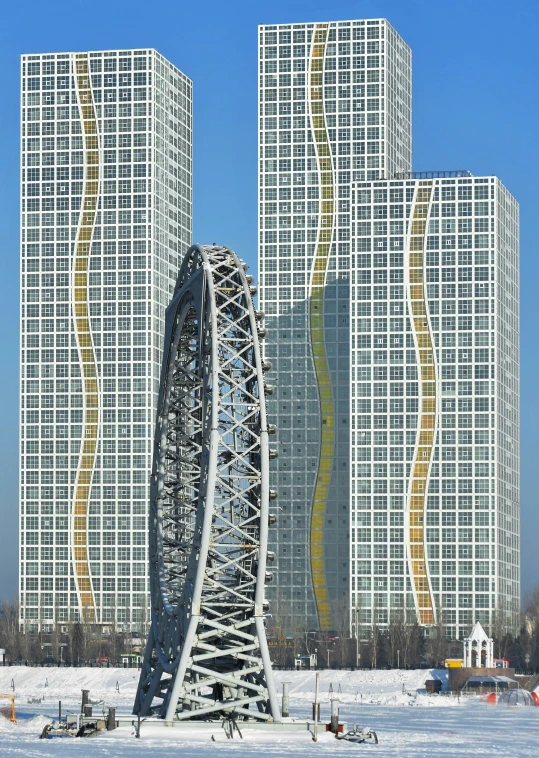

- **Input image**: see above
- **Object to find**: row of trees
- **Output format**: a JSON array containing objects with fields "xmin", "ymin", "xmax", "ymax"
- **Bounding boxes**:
[
  {"xmin": 3, "ymin": 590, "xmax": 539, "ymax": 670},
  {"xmin": 268, "ymin": 590, "xmax": 539, "ymax": 671},
  {"xmin": 0, "ymin": 598, "xmax": 144, "ymax": 666},
  {"xmin": 269, "ymin": 612, "xmax": 452, "ymax": 670}
]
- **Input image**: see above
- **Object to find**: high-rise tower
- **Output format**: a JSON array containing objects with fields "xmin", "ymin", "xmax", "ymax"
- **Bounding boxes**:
[
  {"xmin": 258, "ymin": 19, "xmax": 412, "ymax": 631},
  {"xmin": 349, "ymin": 172, "xmax": 519, "ymax": 641},
  {"xmin": 20, "ymin": 48, "xmax": 192, "ymax": 630},
  {"xmin": 258, "ymin": 19, "xmax": 519, "ymax": 640}
]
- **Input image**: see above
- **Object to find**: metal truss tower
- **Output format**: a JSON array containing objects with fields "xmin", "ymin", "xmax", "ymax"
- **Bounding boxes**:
[{"xmin": 134, "ymin": 245, "xmax": 280, "ymax": 722}]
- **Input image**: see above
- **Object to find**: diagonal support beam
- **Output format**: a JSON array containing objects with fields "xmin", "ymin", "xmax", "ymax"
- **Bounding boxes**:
[{"xmin": 134, "ymin": 245, "xmax": 280, "ymax": 723}]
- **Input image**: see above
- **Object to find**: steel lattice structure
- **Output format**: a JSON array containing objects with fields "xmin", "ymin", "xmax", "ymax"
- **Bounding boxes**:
[{"xmin": 134, "ymin": 245, "xmax": 280, "ymax": 722}]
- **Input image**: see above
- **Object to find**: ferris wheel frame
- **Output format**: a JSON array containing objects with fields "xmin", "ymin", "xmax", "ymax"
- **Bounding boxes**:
[{"xmin": 134, "ymin": 245, "xmax": 279, "ymax": 722}]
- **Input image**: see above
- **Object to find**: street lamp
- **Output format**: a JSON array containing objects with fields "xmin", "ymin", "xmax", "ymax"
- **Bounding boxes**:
[{"xmin": 326, "ymin": 638, "xmax": 339, "ymax": 669}]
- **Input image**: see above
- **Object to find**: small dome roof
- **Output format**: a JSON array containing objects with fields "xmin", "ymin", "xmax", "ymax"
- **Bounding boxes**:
[{"xmin": 497, "ymin": 689, "xmax": 535, "ymax": 707}]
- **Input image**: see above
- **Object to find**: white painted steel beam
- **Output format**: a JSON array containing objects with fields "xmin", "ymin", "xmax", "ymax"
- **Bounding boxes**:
[{"xmin": 134, "ymin": 245, "xmax": 279, "ymax": 722}]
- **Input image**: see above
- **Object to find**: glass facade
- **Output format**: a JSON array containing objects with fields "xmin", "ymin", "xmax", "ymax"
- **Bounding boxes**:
[
  {"xmin": 20, "ymin": 48, "xmax": 192, "ymax": 630},
  {"xmin": 258, "ymin": 19, "xmax": 412, "ymax": 632},
  {"xmin": 350, "ymin": 175, "xmax": 519, "ymax": 640}
]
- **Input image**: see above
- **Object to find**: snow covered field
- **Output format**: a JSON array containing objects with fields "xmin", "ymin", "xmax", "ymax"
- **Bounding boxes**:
[{"xmin": 0, "ymin": 666, "xmax": 537, "ymax": 757}]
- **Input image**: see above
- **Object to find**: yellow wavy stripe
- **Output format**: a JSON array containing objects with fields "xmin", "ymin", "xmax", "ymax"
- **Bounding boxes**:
[
  {"xmin": 308, "ymin": 24, "xmax": 333, "ymax": 631},
  {"xmin": 407, "ymin": 182, "xmax": 436, "ymax": 625},
  {"xmin": 71, "ymin": 54, "xmax": 99, "ymax": 622}
]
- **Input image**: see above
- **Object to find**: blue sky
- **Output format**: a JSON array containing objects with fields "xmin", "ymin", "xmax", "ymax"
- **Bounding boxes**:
[{"xmin": 0, "ymin": 0, "xmax": 538, "ymax": 602}]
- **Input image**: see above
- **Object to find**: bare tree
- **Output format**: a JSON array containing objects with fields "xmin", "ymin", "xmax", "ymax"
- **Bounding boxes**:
[
  {"xmin": 332, "ymin": 595, "xmax": 352, "ymax": 667},
  {"xmin": 399, "ymin": 603, "xmax": 424, "ymax": 668},
  {"xmin": 386, "ymin": 609, "xmax": 407, "ymax": 668},
  {"xmin": 70, "ymin": 622, "xmax": 85, "ymax": 665},
  {"xmin": 370, "ymin": 596, "xmax": 380, "ymax": 669},
  {"xmin": 0, "ymin": 598, "xmax": 21, "ymax": 661},
  {"xmin": 106, "ymin": 618, "xmax": 127, "ymax": 667},
  {"xmin": 19, "ymin": 619, "xmax": 31, "ymax": 664},
  {"xmin": 492, "ymin": 608, "xmax": 513, "ymax": 661},
  {"xmin": 424, "ymin": 603, "xmax": 447, "ymax": 668},
  {"xmin": 266, "ymin": 591, "xmax": 297, "ymax": 668},
  {"xmin": 524, "ymin": 588, "xmax": 539, "ymax": 621},
  {"xmin": 138, "ymin": 596, "xmax": 151, "ymax": 648}
]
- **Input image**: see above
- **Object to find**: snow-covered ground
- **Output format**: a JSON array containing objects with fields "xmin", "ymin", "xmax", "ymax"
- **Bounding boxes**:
[{"xmin": 0, "ymin": 666, "xmax": 538, "ymax": 757}]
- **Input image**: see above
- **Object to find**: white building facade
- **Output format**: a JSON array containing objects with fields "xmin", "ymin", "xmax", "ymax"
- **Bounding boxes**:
[
  {"xmin": 258, "ymin": 18, "xmax": 519, "ymax": 639},
  {"xmin": 20, "ymin": 48, "xmax": 192, "ymax": 630},
  {"xmin": 350, "ymin": 173, "xmax": 519, "ymax": 641},
  {"xmin": 258, "ymin": 18, "xmax": 412, "ymax": 632}
]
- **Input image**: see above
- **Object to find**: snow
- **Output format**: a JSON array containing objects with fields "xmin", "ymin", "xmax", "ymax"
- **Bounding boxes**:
[
  {"xmin": 0, "ymin": 666, "xmax": 538, "ymax": 757},
  {"xmin": 272, "ymin": 668, "xmax": 453, "ymax": 706}
]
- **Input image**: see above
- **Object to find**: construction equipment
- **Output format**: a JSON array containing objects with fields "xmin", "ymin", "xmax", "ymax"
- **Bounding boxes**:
[
  {"xmin": 335, "ymin": 725, "xmax": 378, "ymax": 744},
  {"xmin": 40, "ymin": 717, "xmax": 98, "ymax": 739}
]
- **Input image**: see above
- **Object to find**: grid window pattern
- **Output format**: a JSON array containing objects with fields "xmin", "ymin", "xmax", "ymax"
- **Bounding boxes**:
[
  {"xmin": 20, "ymin": 48, "xmax": 192, "ymax": 631},
  {"xmin": 258, "ymin": 19, "xmax": 412, "ymax": 632},
  {"xmin": 258, "ymin": 18, "xmax": 519, "ymax": 641},
  {"xmin": 350, "ymin": 176, "xmax": 519, "ymax": 639}
]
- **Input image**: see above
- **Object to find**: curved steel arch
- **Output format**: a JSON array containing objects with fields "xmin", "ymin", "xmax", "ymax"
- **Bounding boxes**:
[{"xmin": 134, "ymin": 245, "xmax": 279, "ymax": 722}]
